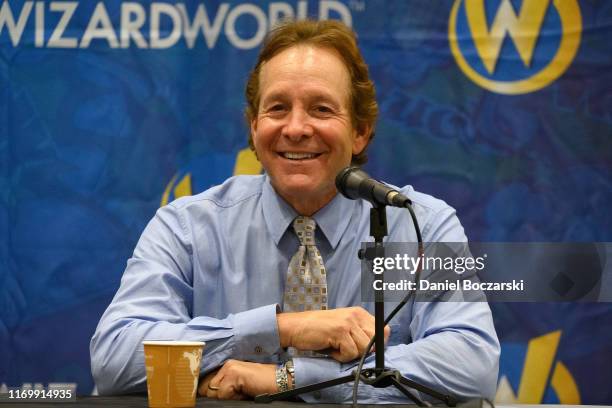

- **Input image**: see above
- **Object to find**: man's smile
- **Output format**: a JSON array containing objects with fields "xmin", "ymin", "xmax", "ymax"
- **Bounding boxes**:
[{"xmin": 278, "ymin": 151, "xmax": 323, "ymax": 161}]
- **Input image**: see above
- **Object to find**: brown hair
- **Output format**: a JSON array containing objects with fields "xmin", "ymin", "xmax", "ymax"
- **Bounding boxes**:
[{"xmin": 245, "ymin": 19, "xmax": 378, "ymax": 165}]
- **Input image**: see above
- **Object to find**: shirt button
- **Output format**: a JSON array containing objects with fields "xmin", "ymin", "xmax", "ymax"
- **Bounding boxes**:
[{"xmin": 254, "ymin": 345, "xmax": 263, "ymax": 354}]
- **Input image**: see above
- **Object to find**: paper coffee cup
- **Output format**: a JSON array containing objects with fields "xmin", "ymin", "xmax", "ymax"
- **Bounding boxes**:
[{"xmin": 143, "ymin": 340, "xmax": 205, "ymax": 408}]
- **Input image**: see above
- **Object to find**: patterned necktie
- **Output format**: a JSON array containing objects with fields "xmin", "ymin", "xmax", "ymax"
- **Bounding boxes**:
[{"xmin": 283, "ymin": 216, "xmax": 328, "ymax": 313}]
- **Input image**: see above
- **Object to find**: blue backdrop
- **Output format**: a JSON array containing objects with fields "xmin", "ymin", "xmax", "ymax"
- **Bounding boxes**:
[{"xmin": 1, "ymin": 0, "xmax": 611, "ymax": 402}]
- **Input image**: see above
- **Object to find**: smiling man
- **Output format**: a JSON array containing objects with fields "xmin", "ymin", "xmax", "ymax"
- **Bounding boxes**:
[
  {"xmin": 91, "ymin": 20, "xmax": 499, "ymax": 403},
  {"xmin": 250, "ymin": 44, "xmax": 369, "ymax": 216}
]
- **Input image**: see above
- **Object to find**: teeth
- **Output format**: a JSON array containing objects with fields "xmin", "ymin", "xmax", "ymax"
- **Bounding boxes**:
[{"xmin": 282, "ymin": 152, "xmax": 317, "ymax": 160}]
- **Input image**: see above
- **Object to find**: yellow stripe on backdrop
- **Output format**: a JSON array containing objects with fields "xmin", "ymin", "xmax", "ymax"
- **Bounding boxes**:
[
  {"xmin": 495, "ymin": 330, "xmax": 581, "ymax": 404},
  {"xmin": 161, "ymin": 148, "xmax": 261, "ymax": 206}
]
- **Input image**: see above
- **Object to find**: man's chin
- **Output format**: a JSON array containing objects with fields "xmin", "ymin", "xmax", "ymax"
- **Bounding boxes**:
[
  {"xmin": 278, "ymin": 184, "xmax": 318, "ymax": 198},
  {"xmin": 270, "ymin": 177, "xmax": 334, "ymax": 201}
]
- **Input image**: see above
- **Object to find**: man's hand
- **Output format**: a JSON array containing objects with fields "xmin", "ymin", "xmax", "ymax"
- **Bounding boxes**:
[
  {"xmin": 277, "ymin": 306, "xmax": 391, "ymax": 362},
  {"xmin": 198, "ymin": 360, "xmax": 277, "ymax": 400}
]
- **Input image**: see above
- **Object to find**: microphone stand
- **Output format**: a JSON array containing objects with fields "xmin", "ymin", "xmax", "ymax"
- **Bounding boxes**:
[{"xmin": 255, "ymin": 204, "xmax": 457, "ymax": 406}]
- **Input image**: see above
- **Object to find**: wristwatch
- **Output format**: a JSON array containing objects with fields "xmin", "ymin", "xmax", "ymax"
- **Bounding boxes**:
[
  {"xmin": 275, "ymin": 359, "xmax": 295, "ymax": 392},
  {"xmin": 285, "ymin": 359, "xmax": 295, "ymax": 387}
]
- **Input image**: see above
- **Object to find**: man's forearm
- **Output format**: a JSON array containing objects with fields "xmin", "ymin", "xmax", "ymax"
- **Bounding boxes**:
[
  {"xmin": 91, "ymin": 304, "xmax": 282, "ymax": 395},
  {"xmin": 289, "ymin": 301, "xmax": 499, "ymax": 404}
]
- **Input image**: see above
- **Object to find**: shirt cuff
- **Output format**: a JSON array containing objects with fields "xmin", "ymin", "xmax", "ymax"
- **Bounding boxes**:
[
  {"xmin": 293, "ymin": 357, "xmax": 349, "ymax": 403},
  {"xmin": 230, "ymin": 304, "xmax": 282, "ymax": 359}
]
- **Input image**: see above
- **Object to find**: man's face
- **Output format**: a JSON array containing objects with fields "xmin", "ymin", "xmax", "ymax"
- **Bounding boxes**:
[{"xmin": 251, "ymin": 45, "xmax": 369, "ymax": 213}]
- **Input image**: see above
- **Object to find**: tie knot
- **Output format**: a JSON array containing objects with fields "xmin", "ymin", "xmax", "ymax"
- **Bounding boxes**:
[{"xmin": 292, "ymin": 216, "xmax": 316, "ymax": 246}]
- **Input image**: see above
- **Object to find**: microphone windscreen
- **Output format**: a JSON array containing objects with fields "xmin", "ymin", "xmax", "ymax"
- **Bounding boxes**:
[{"xmin": 336, "ymin": 166, "xmax": 369, "ymax": 200}]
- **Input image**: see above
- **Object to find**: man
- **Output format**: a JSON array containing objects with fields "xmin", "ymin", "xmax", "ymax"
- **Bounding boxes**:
[{"xmin": 91, "ymin": 19, "xmax": 499, "ymax": 403}]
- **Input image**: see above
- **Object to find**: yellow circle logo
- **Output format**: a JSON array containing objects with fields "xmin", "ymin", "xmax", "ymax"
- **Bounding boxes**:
[{"xmin": 449, "ymin": 0, "xmax": 582, "ymax": 94}]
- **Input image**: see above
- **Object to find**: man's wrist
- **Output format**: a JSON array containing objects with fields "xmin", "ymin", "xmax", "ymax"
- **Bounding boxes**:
[
  {"xmin": 275, "ymin": 363, "xmax": 289, "ymax": 392},
  {"xmin": 277, "ymin": 312, "xmax": 293, "ymax": 348},
  {"xmin": 275, "ymin": 360, "xmax": 294, "ymax": 392}
]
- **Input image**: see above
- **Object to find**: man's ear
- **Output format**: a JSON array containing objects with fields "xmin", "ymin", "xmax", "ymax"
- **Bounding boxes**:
[
  {"xmin": 249, "ymin": 119, "xmax": 259, "ymax": 159},
  {"xmin": 352, "ymin": 124, "xmax": 372, "ymax": 156},
  {"xmin": 250, "ymin": 118, "xmax": 258, "ymax": 141}
]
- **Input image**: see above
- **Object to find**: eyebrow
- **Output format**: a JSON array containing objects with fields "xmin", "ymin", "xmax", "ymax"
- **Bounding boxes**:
[
  {"xmin": 260, "ymin": 91, "xmax": 289, "ymax": 105},
  {"xmin": 261, "ymin": 88, "xmax": 345, "ymax": 107}
]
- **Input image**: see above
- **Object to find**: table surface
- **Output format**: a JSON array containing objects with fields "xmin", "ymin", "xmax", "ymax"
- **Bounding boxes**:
[
  {"xmin": 0, "ymin": 395, "xmax": 491, "ymax": 407},
  {"xmin": 1, "ymin": 395, "xmax": 609, "ymax": 408}
]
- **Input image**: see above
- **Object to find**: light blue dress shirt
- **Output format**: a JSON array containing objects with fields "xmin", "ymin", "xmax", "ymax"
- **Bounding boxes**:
[{"xmin": 90, "ymin": 174, "xmax": 499, "ymax": 403}]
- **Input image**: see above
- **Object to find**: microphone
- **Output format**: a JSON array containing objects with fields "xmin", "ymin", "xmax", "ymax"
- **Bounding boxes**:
[{"xmin": 335, "ymin": 167, "xmax": 412, "ymax": 208}]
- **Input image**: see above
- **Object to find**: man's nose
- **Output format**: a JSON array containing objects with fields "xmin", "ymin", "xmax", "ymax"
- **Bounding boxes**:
[{"xmin": 282, "ymin": 109, "xmax": 313, "ymax": 141}]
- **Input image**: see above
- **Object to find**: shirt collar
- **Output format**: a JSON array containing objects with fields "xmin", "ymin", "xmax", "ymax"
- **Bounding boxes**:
[
  {"xmin": 261, "ymin": 174, "xmax": 356, "ymax": 249},
  {"xmin": 312, "ymin": 191, "xmax": 354, "ymax": 250},
  {"xmin": 262, "ymin": 174, "xmax": 297, "ymax": 246}
]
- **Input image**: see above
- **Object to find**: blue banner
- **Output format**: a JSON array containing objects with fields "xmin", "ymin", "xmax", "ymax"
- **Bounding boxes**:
[{"xmin": 1, "ymin": 0, "xmax": 611, "ymax": 402}]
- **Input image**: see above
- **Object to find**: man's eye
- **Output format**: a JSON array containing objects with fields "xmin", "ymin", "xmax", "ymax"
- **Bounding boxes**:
[
  {"xmin": 314, "ymin": 106, "xmax": 333, "ymax": 114},
  {"xmin": 269, "ymin": 104, "xmax": 285, "ymax": 112}
]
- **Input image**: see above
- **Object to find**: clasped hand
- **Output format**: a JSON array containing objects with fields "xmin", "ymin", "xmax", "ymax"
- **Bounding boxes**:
[
  {"xmin": 278, "ymin": 306, "xmax": 390, "ymax": 362},
  {"xmin": 199, "ymin": 307, "xmax": 390, "ymax": 400}
]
